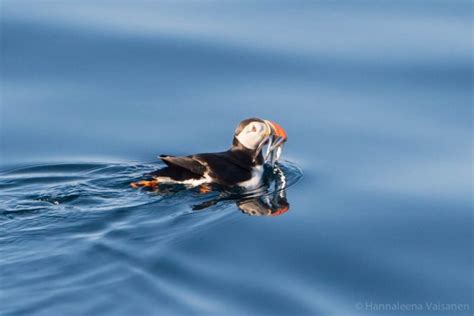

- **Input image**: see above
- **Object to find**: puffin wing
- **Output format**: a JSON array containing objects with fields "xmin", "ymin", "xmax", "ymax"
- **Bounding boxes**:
[{"xmin": 159, "ymin": 155, "xmax": 207, "ymax": 175}]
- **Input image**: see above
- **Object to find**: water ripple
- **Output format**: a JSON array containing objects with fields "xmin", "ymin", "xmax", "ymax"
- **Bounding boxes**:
[{"xmin": 0, "ymin": 160, "xmax": 303, "ymax": 315}]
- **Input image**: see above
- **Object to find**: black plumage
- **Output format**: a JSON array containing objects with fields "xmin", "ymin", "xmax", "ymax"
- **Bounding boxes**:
[{"xmin": 151, "ymin": 141, "xmax": 263, "ymax": 187}]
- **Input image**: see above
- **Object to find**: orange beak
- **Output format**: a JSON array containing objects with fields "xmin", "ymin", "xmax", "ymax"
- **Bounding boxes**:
[{"xmin": 266, "ymin": 120, "xmax": 287, "ymax": 141}]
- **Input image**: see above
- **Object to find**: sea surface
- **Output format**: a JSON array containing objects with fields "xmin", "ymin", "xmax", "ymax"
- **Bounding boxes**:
[{"xmin": 0, "ymin": 1, "xmax": 472, "ymax": 315}]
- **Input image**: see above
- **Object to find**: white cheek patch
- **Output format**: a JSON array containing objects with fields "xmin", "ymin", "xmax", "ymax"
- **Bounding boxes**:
[
  {"xmin": 236, "ymin": 133, "xmax": 259, "ymax": 149},
  {"xmin": 236, "ymin": 122, "xmax": 268, "ymax": 149}
]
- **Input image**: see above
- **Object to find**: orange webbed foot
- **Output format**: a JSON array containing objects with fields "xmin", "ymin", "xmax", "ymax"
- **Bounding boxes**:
[
  {"xmin": 130, "ymin": 180, "xmax": 159, "ymax": 189},
  {"xmin": 198, "ymin": 184, "xmax": 212, "ymax": 194}
]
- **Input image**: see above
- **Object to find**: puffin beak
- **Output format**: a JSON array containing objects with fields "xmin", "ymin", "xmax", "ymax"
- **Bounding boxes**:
[
  {"xmin": 265, "ymin": 120, "xmax": 287, "ymax": 141},
  {"xmin": 264, "ymin": 120, "xmax": 287, "ymax": 160}
]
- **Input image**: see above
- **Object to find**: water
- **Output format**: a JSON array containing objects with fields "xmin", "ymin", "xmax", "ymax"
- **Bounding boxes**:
[{"xmin": 0, "ymin": 1, "xmax": 472, "ymax": 315}]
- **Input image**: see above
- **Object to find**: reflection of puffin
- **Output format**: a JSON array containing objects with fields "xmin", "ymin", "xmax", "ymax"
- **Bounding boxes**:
[
  {"xmin": 131, "ymin": 118, "xmax": 287, "ymax": 190},
  {"xmin": 192, "ymin": 164, "xmax": 291, "ymax": 216},
  {"xmin": 237, "ymin": 166, "xmax": 290, "ymax": 216},
  {"xmin": 237, "ymin": 194, "xmax": 289, "ymax": 216}
]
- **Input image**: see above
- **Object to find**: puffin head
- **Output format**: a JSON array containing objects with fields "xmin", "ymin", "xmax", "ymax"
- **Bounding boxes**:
[{"xmin": 232, "ymin": 118, "xmax": 287, "ymax": 157}]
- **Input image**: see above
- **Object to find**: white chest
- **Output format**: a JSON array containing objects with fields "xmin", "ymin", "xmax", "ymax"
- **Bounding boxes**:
[{"xmin": 238, "ymin": 165, "xmax": 264, "ymax": 189}]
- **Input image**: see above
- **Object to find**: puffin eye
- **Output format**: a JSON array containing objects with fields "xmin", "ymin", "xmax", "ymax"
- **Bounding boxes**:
[{"xmin": 251, "ymin": 125, "xmax": 257, "ymax": 132}]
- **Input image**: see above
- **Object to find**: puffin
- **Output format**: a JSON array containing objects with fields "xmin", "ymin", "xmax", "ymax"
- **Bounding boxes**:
[{"xmin": 130, "ymin": 118, "xmax": 287, "ymax": 191}]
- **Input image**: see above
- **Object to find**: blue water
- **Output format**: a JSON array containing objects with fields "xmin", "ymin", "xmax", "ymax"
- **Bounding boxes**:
[{"xmin": 0, "ymin": 1, "xmax": 472, "ymax": 315}]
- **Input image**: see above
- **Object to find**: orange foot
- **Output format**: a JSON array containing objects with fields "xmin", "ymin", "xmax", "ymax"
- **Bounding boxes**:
[
  {"xmin": 199, "ymin": 184, "xmax": 212, "ymax": 194},
  {"xmin": 130, "ymin": 180, "xmax": 159, "ymax": 189}
]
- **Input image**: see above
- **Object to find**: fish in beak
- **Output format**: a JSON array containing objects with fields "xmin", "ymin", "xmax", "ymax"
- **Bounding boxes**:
[{"xmin": 263, "ymin": 120, "xmax": 288, "ymax": 165}]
